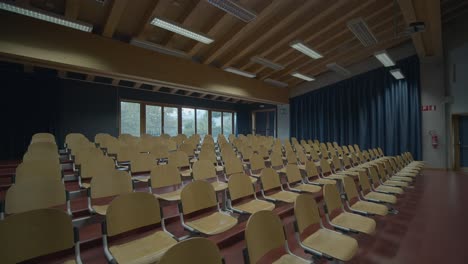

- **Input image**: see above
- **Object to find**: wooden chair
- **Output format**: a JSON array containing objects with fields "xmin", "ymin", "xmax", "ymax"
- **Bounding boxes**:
[
  {"xmin": 260, "ymin": 168, "xmax": 299, "ymax": 203},
  {"xmin": 159, "ymin": 238, "xmax": 223, "ymax": 264},
  {"xmin": 192, "ymin": 159, "xmax": 227, "ymax": 192},
  {"xmin": 227, "ymin": 173, "xmax": 274, "ymax": 214},
  {"xmin": 342, "ymin": 176, "xmax": 388, "ymax": 216},
  {"xmin": 89, "ymin": 170, "xmax": 133, "ymax": 215},
  {"xmin": 149, "ymin": 164, "xmax": 183, "ymax": 202},
  {"xmin": 285, "ymin": 164, "xmax": 321, "ymax": 194}
]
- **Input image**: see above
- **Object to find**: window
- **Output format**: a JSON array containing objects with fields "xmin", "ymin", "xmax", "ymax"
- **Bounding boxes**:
[
  {"xmin": 212, "ymin": 111, "xmax": 222, "ymax": 140},
  {"xmin": 223, "ymin": 112, "xmax": 233, "ymax": 136},
  {"xmin": 120, "ymin": 101, "xmax": 140, "ymax": 136},
  {"xmin": 182, "ymin": 108, "xmax": 195, "ymax": 136},
  {"xmin": 163, "ymin": 107, "xmax": 178, "ymax": 136},
  {"xmin": 146, "ymin": 105, "xmax": 162, "ymax": 136},
  {"xmin": 196, "ymin": 109, "xmax": 208, "ymax": 138}
]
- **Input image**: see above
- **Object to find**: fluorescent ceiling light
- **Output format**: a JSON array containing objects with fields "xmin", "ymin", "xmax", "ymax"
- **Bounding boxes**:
[
  {"xmin": 151, "ymin": 17, "xmax": 214, "ymax": 44},
  {"xmin": 207, "ymin": 0, "xmax": 256, "ymax": 22},
  {"xmin": 224, "ymin": 67, "xmax": 256, "ymax": 78},
  {"xmin": 289, "ymin": 41, "xmax": 323, "ymax": 59},
  {"xmin": 250, "ymin": 56, "xmax": 284, "ymax": 70},
  {"xmin": 327, "ymin": 63, "xmax": 351, "ymax": 76},
  {"xmin": 390, "ymin": 69, "xmax": 405, "ymax": 80},
  {"xmin": 130, "ymin": 39, "xmax": 190, "ymax": 59},
  {"xmin": 0, "ymin": 2, "xmax": 93, "ymax": 32},
  {"xmin": 374, "ymin": 50, "xmax": 395, "ymax": 67},
  {"xmin": 264, "ymin": 78, "xmax": 288, "ymax": 88},
  {"xmin": 347, "ymin": 18, "xmax": 378, "ymax": 47},
  {"xmin": 291, "ymin": 72, "xmax": 315, "ymax": 82}
]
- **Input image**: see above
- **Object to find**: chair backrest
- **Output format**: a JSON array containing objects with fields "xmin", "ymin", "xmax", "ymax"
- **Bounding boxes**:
[
  {"xmin": 368, "ymin": 166, "xmax": 381, "ymax": 186},
  {"xmin": 74, "ymin": 145, "xmax": 103, "ymax": 166},
  {"xmin": 305, "ymin": 160, "xmax": 319, "ymax": 178},
  {"xmin": 224, "ymin": 157, "xmax": 244, "ymax": 176},
  {"xmin": 180, "ymin": 180, "xmax": 217, "ymax": 215},
  {"xmin": 150, "ymin": 164, "xmax": 181, "ymax": 188},
  {"xmin": 168, "ymin": 151, "xmax": 189, "ymax": 168},
  {"xmin": 294, "ymin": 193, "xmax": 321, "ymax": 234},
  {"xmin": 31, "ymin": 133, "xmax": 55, "ymax": 144},
  {"xmin": 90, "ymin": 170, "xmax": 133, "ymax": 199},
  {"xmin": 106, "ymin": 192, "xmax": 162, "ymax": 237},
  {"xmin": 354, "ymin": 144, "xmax": 361, "ymax": 152},
  {"xmin": 198, "ymin": 149, "xmax": 217, "ymax": 164},
  {"xmin": 22, "ymin": 150, "xmax": 59, "ymax": 162},
  {"xmin": 296, "ymin": 150, "xmax": 307, "ymax": 165},
  {"xmin": 260, "ymin": 167, "xmax": 281, "ymax": 191},
  {"xmin": 327, "ymin": 142, "xmax": 334, "ymax": 151},
  {"xmin": 378, "ymin": 147, "xmax": 384, "ymax": 157},
  {"xmin": 166, "ymin": 139, "xmax": 177, "ymax": 151},
  {"xmin": 342, "ymin": 145, "xmax": 350, "ymax": 155},
  {"xmin": 245, "ymin": 210, "xmax": 286, "ymax": 264},
  {"xmin": 320, "ymin": 159, "xmax": 332, "ymax": 175},
  {"xmin": 5, "ymin": 179, "xmax": 66, "ymax": 214},
  {"xmin": 81, "ymin": 155, "xmax": 115, "ymax": 180},
  {"xmin": 286, "ymin": 164, "xmax": 303, "ymax": 184},
  {"xmin": 228, "ymin": 173, "xmax": 255, "ymax": 201},
  {"xmin": 179, "ymin": 143, "xmax": 195, "ymax": 157},
  {"xmin": 28, "ymin": 141, "xmax": 58, "ymax": 153},
  {"xmin": 270, "ymin": 151, "xmax": 284, "ymax": 167},
  {"xmin": 159, "ymin": 237, "xmax": 222, "ymax": 264},
  {"xmin": 357, "ymin": 171, "xmax": 372, "ymax": 192},
  {"xmin": 151, "ymin": 143, "xmax": 169, "ymax": 160},
  {"xmin": 323, "ymin": 183, "xmax": 343, "ymax": 213},
  {"xmin": 348, "ymin": 145, "xmax": 355, "ymax": 153},
  {"xmin": 15, "ymin": 159, "xmax": 61, "ymax": 183},
  {"xmin": 0, "ymin": 209, "xmax": 74, "ymax": 263},
  {"xmin": 342, "ymin": 176, "xmax": 359, "ymax": 201},
  {"xmin": 192, "ymin": 159, "xmax": 217, "ymax": 181},
  {"xmin": 332, "ymin": 155, "xmax": 341, "ymax": 171},
  {"xmin": 130, "ymin": 153, "xmax": 156, "ymax": 173},
  {"xmin": 65, "ymin": 133, "xmax": 87, "ymax": 149},
  {"xmin": 250, "ymin": 153, "xmax": 266, "ymax": 171}
]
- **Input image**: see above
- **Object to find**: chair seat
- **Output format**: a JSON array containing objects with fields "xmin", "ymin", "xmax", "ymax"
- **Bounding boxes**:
[
  {"xmin": 154, "ymin": 189, "xmax": 181, "ymax": 201},
  {"xmin": 186, "ymin": 212, "xmax": 238, "ymax": 235},
  {"xmin": 109, "ymin": 231, "xmax": 177, "ymax": 264},
  {"xmin": 211, "ymin": 181, "xmax": 228, "ymax": 192},
  {"xmin": 302, "ymin": 229, "xmax": 358, "ymax": 261},
  {"xmin": 292, "ymin": 183, "xmax": 321, "ymax": 193},
  {"xmin": 390, "ymin": 176, "xmax": 412, "ymax": 182},
  {"xmin": 215, "ymin": 165, "xmax": 224, "ymax": 172},
  {"xmin": 266, "ymin": 191, "xmax": 299, "ymax": 203},
  {"xmin": 249, "ymin": 176, "xmax": 258, "ymax": 184},
  {"xmin": 325, "ymin": 174, "xmax": 348, "ymax": 181},
  {"xmin": 92, "ymin": 204, "xmax": 109, "ymax": 215},
  {"xmin": 311, "ymin": 178, "xmax": 336, "ymax": 185},
  {"xmin": 336, "ymin": 171, "xmax": 359, "ymax": 177},
  {"xmin": 233, "ymin": 199, "xmax": 275, "ymax": 214},
  {"xmin": 365, "ymin": 192, "xmax": 397, "ymax": 204},
  {"xmin": 133, "ymin": 175, "xmax": 150, "ymax": 182},
  {"xmin": 351, "ymin": 201, "xmax": 388, "ymax": 216},
  {"xmin": 331, "ymin": 212, "xmax": 376, "ymax": 234},
  {"xmin": 81, "ymin": 182, "xmax": 90, "ymax": 189},
  {"xmin": 395, "ymin": 172, "xmax": 417, "ymax": 177},
  {"xmin": 297, "ymin": 164, "xmax": 306, "ymax": 171},
  {"xmin": 384, "ymin": 180, "xmax": 408, "ymax": 187},
  {"xmin": 276, "ymin": 167, "xmax": 287, "ymax": 174},
  {"xmin": 189, "ymin": 158, "xmax": 198, "ymax": 163},
  {"xmin": 273, "ymin": 254, "xmax": 309, "ymax": 264},
  {"xmin": 375, "ymin": 185, "xmax": 403, "ymax": 195},
  {"xmin": 180, "ymin": 169, "xmax": 192, "ymax": 177}
]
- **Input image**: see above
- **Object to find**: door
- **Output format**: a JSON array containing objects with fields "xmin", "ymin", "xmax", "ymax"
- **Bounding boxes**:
[
  {"xmin": 460, "ymin": 116, "xmax": 468, "ymax": 168},
  {"xmin": 253, "ymin": 110, "xmax": 276, "ymax": 136}
]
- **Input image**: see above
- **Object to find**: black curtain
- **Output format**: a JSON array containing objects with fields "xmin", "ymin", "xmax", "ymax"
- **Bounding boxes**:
[{"xmin": 290, "ymin": 55, "xmax": 422, "ymax": 159}]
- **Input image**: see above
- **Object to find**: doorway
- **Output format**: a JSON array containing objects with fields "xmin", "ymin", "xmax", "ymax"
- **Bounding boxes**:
[
  {"xmin": 453, "ymin": 114, "xmax": 468, "ymax": 171},
  {"xmin": 252, "ymin": 109, "xmax": 276, "ymax": 137}
]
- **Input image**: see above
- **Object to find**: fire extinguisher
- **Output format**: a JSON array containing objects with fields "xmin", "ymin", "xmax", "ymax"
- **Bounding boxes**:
[{"xmin": 429, "ymin": 130, "xmax": 438, "ymax": 148}]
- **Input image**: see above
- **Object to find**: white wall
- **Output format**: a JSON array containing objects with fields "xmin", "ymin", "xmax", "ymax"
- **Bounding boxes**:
[{"xmin": 277, "ymin": 104, "xmax": 290, "ymax": 141}]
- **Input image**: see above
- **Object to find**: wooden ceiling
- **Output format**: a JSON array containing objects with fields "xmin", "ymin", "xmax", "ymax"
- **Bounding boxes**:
[{"xmin": 10, "ymin": 0, "xmax": 425, "ymax": 89}]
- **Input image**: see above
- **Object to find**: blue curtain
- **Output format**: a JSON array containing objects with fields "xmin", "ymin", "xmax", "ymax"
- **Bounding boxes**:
[{"xmin": 290, "ymin": 55, "xmax": 422, "ymax": 159}]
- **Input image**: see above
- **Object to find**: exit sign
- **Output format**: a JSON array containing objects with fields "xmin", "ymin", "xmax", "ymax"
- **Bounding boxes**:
[{"xmin": 421, "ymin": 105, "xmax": 436, "ymax": 112}]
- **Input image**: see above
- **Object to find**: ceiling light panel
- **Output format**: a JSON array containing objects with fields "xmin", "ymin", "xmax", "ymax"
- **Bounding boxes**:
[
  {"xmin": 130, "ymin": 39, "xmax": 191, "ymax": 59},
  {"xmin": 151, "ymin": 17, "xmax": 214, "ymax": 44},
  {"xmin": 224, "ymin": 67, "xmax": 256, "ymax": 78},
  {"xmin": 0, "ymin": 2, "xmax": 93, "ymax": 32},
  {"xmin": 374, "ymin": 50, "xmax": 395, "ymax": 67},
  {"xmin": 207, "ymin": 0, "xmax": 257, "ymax": 22},
  {"xmin": 390, "ymin": 69, "xmax": 405, "ymax": 79},
  {"xmin": 289, "ymin": 41, "xmax": 323, "ymax": 59},
  {"xmin": 347, "ymin": 18, "xmax": 378, "ymax": 47},
  {"xmin": 264, "ymin": 78, "xmax": 288, "ymax": 88},
  {"xmin": 327, "ymin": 63, "xmax": 351, "ymax": 76},
  {"xmin": 291, "ymin": 72, "xmax": 315, "ymax": 82},
  {"xmin": 250, "ymin": 56, "xmax": 285, "ymax": 70}
]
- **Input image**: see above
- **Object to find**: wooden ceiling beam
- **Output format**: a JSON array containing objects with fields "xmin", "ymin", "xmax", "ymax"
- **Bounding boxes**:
[
  {"xmin": 258, "ymin": 0, "xmax": 392, "ymax": 80},
  {"xmin": 397, "ymin": 0, "xmax": 426, "ymax": 57},
  {"xmin": 222, "ymin": 0, "xmax": 352, "ymax": 68},
  {"xmin": 65, "ymin": 0, "xmax": 81, "ymax": 20},
  {"xmin": 102, "ymin": 0, "xmax": 129, "ymax": 38},
  {"xmin": 424, "ymin": 0, "xmax": 443, "ymax": 58},
  {"xmin": 136, "ymin": 0, "xmax": 173, "ymax": 39},
  {"xmin": 164, "ymin": 0, "xmax": 205, "ymax": 47},
  {"xmin": 202, "ymin": 0, "xmax": 289, "ymax": 65}
]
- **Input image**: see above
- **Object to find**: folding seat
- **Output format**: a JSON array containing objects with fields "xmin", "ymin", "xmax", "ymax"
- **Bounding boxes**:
[
  {"xmin": 0, "ymin": 209, "xmax": 81, "ymax": 263},
  {"xmin": 102, "ymin": 192, "xmax": 178, "ymax": 263},
  {"xmin": 65, "ymin": 132, "xmax": 87, "ymax": 149},
  {"xmin": 285, "ymin": 164, "xmax": 321, "ymax": 194},
  {"xmin": 319, "ymin": 159, "xmax": 348, "ymax": 181},
  {"xmin": 307, "ymin": 139, "xmax": 314, "ymax": 145},
  {"xmin": 296, "ymin": 150, "xmax": 308, "ymax": 170},
  {"xmin": 354, "ymin": 144, "xmax": 361, "ymax": 153},
  {"xmin": 14, "ymin": 159, "xmax": 62, "ymax": 183},
  {"xmin": 244, "ymin": 210, "xmax": 309, "ymax": 264},
  {"xmin": 385, "ymin": 159, "xmax": 414, "ymax": 183},
  {"xmin": 303, "ymin": 143, "xmax": 313, "ymax": 155},
  {"xmin": 159, "ymin": 237, "xmax": 222, "ymax": 264},
  {"xmin": 357, "ymin": 171, "xmax": 397, "ymax": 204},
  {"xmin": 151, "ymin": 143, "xmax": 169, "ymax": 163},
  {"xmin": 28, "ymin": 141, "xmax": 58, "ymax": 154},
  {"xmin": 286, "ymin": 150, "xmax": 299, "ymax": 165},
  {"xmin": 320, "ymin": 144, "xmax": 329, "ymax": 159},
  {"xmin": 304, "ymin": 160, "xmax": 336, "ymax": 185},
  {"xmin": 323, "ymin": 184, "xmax": 376, "ymax": 234},
  {"xmin": 336, "ymin": 145, "xmax": 345, "ymax": 158},
  {"xmin": 168, "ymin": 150, "xmax": 192, "ymax": 178},
  {"xmin": 179, "ymin": 143, "xmax": 196, "ymax": 160},
  {"xmin": 260, "ymin": 167, "xmax": 299, "ymax": 203},
  {"xmin": 149, "ymin": 164, "xmax": 183, "ymax": 202},
  {"xmin": 377, "ymin": 163, "xmax": 409, "ymax": 188},
  {"xmin": 94, "ymin": 133, "xmax": 111, "ymax": 148},
  {"xmin": 405, "ymin": 152, "xmax": 425, "ymax": 167},
  {"xmin": 22, "ymin": 148, "xmax": 59, "ymax": 162},
  {"xmin": 294, "ymin": 194, "xmax": 358, "ymax": 261},
  {"xmin": 166, "ymin": 139, "xmax": 178, "ymax": 152},
  {"xmin": 227, "ymin": 173, "xmax": 274, "ymax": 214},
  {"xmin": 79, "ymin": 155, "xmax": 116, "ymax": 188},
  {"xmin": 102, "ymin": 136, "xmax": 121, "ymax": 156},
  {"xmin": 257, "ymin": 145, "xmax": 270, "ymax": 160},
  {"xmin": 249, "ymin": 153, "xmax": 266, "ymax": 177},
  {"xmin": 342, "ymin": 155, "xmax": 366, "ymax": 173},
  {"xmin": 224, "ymin": 156, "xmax": 256, "ymax": 183},
  {"xmin": 326, "ymin": 142, "xmax": 335, "ymax": 152},
  {"xmin": 309, "ymin": 147, "xmax": 321, "ymax": 164},
  {"xmin": 240, "ymin": 146, "xmax": 254, "ymax": 164},
  {"xmin": 129, "ymin": 152, "xmax": 157, "ymax": 180},
  {"xmin": 342, "ymin": 145, "xmax": 351, "ymax": 157},
  {"xmin": 391, "ymin": 157, "xmax": 419, "ymax": 177},
  {"xmin": 198, "ymin": 149, "xmax": 224, "ymax": 172},
  {"xmin": 2, "ymin": 179, "xmax": 70, "ymax": 218},
  {"xmin": 342, "ymin": 176, "xmax": 388, "ymax": 216},
  {"xmin": 369, "ymin": 166, "xmax": 404, "ymax": 195},
  {"xmin": 31, "ymin": 132, "xmax": 56, "ymax": 144},
  {"xmin": 72, "ymin": 144, "xmax": 103, "ymax": 169},
  {"xmin": 193, "ymin": 159, "xmax": 227, "ymax": 192},
  {"xmin": 284, "ymin": 142, "xmax": 294, "ymax": 154},
  {"xmin": 179, "ymin": 181, "xmax": 237, "ymax": 235},
  {"xmin": 270, "ymin": 150, "xmax": 286, "ymax": 174},
  {"xmin": 88, "ymin": 170, "xmax": 133, "ymax": 215},
  {"xmin": 348, "ymin": 145, "xmax": 356, "ymax": 153},
  {"xmin": 314, "ymin": 139, "xmax": 320, "ymax": 144}
]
